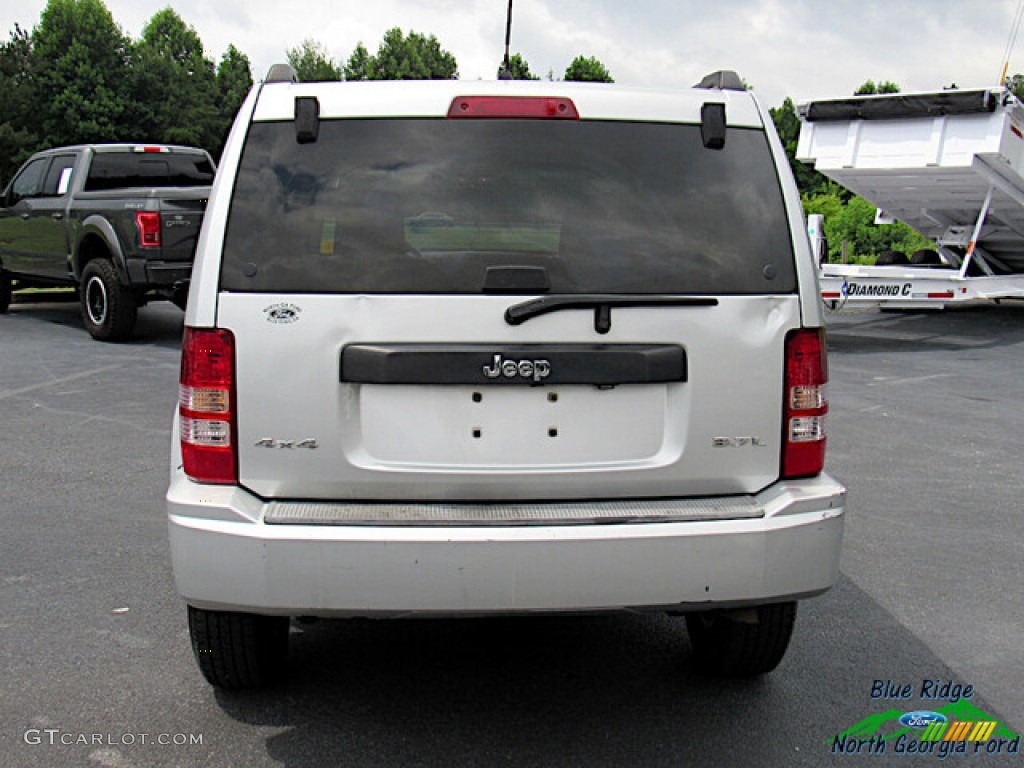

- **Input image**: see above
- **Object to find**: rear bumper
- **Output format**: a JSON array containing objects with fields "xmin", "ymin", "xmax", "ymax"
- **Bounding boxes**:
[
  {"xmin": 125, "ymin": 258, "xmax": 192, "ymax": 288},
  {"xmin": 166, "ymin": 473, "xmax": 845, "ymax": 617}
]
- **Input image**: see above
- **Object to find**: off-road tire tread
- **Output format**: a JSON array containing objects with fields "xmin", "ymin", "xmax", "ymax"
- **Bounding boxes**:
[{"xmin": 80, "ymin": 259, "xmax": 137, "ymax": 341}]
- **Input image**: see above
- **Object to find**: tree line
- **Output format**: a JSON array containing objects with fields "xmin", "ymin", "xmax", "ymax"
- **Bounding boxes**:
[
  {"xmin": 0, "ymin": 0, "xmax": 615, "ymax": 184},
  {"xmin": 0, "ymin": 0, "xmax": 253, "ymax": 182},
  {"xmin": 4, "ymin": 0, "xmax": 1021, "ymax": 264}
]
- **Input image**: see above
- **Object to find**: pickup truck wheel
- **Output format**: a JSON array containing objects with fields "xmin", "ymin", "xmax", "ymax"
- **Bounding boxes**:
[
  {"xmin": 0, "ymin": 270, "xmax": 11, "ymax": 313},
  {"xmin": 685, "ymin": 601, "xmax": 796, "ymax": 677},
  {"xmin": 187, "ymin": 606, "xmax": 289, "ymax": 689},
  {"xmin": 81, "ymin": 259, "xmax": 137, "ymax": 340}
]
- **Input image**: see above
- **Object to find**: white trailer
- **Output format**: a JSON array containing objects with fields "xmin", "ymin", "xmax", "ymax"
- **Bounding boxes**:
[{"xmin": 797, "ymin": 87, "xmax": 1024, "ymax": 309}]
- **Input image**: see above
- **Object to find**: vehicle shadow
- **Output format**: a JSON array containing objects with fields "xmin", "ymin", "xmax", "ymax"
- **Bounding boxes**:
[
  {"xmin": 211, "ymin": 576, "xmax": 1018, "ymax": 768},
  {"xmin": 825, "ymin": 302, "xmax": 1024, "ymax": 355},
  {"xmin": 7, "ymin": 296, "xmax": 184, "ymax": 349}
]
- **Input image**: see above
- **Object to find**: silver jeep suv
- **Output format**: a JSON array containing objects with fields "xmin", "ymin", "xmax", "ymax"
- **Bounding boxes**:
[{"xmin": 168, "ymin": 66, "xmax": 845, "ymax": 688}]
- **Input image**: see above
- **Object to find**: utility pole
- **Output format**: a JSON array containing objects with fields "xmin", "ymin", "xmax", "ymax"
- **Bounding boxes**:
[{"xmin": 499, "ymin": 0, "xmax": 513, "ymax": 79}]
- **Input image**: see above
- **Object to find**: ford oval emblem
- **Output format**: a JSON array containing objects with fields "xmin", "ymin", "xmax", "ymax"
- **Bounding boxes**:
[
  {"xmin": 263, "ymin": 303, "xmax": 302, "ymax": 324},
  {"xmin": 899, "ymin": 711, "xmax": 947, "ymax": 729}
]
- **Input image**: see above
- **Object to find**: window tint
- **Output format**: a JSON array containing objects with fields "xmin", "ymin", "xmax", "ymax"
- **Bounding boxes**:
[
  {"xmin": 43, "ymin": 155, "xmax": 76, "ymax": 196},
  {"xmin": 221, "ymin": 119, "xmax": 795, "ymax": 295},
  {"xmin": 9, "ymin": 157, "xmax": 49, "ymax": 203},
  {"xmin": 84, "ymin": 152, "xmax": 215, "ymax": 191}
]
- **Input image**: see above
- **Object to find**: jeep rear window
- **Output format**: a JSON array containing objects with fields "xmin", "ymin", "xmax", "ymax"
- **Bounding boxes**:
[
  {"xmin": 220, "ymin": 119, "xmax": 795, "ymax": 294},
  {"xmin": 84, "ymin": 153, "xmax": 215, "ymax": 191}
]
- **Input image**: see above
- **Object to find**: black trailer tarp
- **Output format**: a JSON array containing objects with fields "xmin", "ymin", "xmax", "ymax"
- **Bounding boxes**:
[{"xmin": 801, "ymin": 89, "xmax": 998, "ymax": 122}]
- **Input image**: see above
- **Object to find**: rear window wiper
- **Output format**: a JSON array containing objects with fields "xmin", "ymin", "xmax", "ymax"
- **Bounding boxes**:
[{"xmin": 505, "ymin": 295, "xmax": 718, "ymax": 334}]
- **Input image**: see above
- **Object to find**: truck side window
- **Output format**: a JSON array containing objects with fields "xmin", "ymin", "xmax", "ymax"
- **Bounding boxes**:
[
  {"xmin": 8, "ymin": 157, "xmax": 49, "ymax": 205},
  {"xmin": 43, "ymin": 155, "xmax": 77, "ymax": 197}
]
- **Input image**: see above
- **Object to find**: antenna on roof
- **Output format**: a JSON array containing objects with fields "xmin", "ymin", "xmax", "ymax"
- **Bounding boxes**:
[{"xmin": 498, "ymin": 0, "xmax": 514, "ymax": 80}]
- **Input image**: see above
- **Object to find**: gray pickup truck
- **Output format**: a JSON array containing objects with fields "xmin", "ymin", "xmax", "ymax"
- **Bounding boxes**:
[{"xmin": 0, "ymin": 144, "xmax": 214, "ymax": 340}]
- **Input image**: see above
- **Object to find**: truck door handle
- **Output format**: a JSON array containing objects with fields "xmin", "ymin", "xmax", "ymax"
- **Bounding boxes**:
[
  {"xmin": 20, "ymin": 213, "xmax": 30, "ymax": 220},
  {"xmin": 51, "ymin": 213, "xmax": 63, "ymax": 220}
]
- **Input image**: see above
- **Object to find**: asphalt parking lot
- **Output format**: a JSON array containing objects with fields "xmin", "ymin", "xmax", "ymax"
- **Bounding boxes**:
[{"xmin": 1, "ymin": 297, "xmax": 1021, "ymax": 767}]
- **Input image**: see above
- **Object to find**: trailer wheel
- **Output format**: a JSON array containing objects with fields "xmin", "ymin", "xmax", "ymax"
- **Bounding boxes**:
[
  {"xmin": 80, "ymin": 259, "xmax": 137, "ymax": 341},
  {"xmin": 875, "ymin": 250, "xmax": 909, "ymax": 266},
  {"xmin": 686, "ymin": 602, "xmax": 797, "ymax": 677},
  {"xmin": 910, "ymin": 249, "xmax": 943, "ymax": 266}
]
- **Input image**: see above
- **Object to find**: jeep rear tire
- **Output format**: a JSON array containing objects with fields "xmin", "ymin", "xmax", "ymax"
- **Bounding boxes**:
[
  {"xmin": 81, "ymin": 259, "xmax": 137, "ymax": 341},
  {"xmin": 686, "ymin": 601, "xmax": 796, "ymax": 677},
  {"xmin": 188, "ymin": 606, "xmax": 290, "ymax": 690}
]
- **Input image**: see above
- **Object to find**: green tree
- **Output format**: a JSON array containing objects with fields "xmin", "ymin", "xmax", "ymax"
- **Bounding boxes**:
[
  {"xmin": 343, "ymin": 42, "xmax": 371, "ymax": 81},
  {"xmin": 0, "ymin": 24, "xmax": 38, "ymax": 183},
  {"xmin": 803, "ymin": 186, "xmax": 933, "ymax": 263},
  {"xmin": 286, "ymin": 38, "xmax": 341, "ymax": 81},
  {"xmin": 1007, "ymin": 73, "xmax": 1024, "ymax": 101},
  {"xmin": 770, "ymin": 97, "xmax": 828, "ymax": 196},
  {"xmin": 127, "ymin": 8, "xmax": 220, "ymax": 149},
  {"xmin": 31, "ymin": 0, "xmax": 131, "ymax": 147},
  {"xmin": 854, "ymin": 79, "xmax": 900, "ymax": 95},
  {"xmin": 499, "ymin": 52, "xmax": 539, "ymax": 80},
  {"xmin": 564, "ymin": 55, "xmax": 613, "ymax": 83},
  {"xmin": 214, "ymin": 45, "xmax": 253, "ymax": 151},
  {"xmin": 358, "ymin": 28, "xmax": 458, "ymax": 80}
]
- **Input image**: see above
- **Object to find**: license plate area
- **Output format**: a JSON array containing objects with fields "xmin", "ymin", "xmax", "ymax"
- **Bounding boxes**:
[{"xmin": 353, "ymin": 384, "xmax": 674, "ymax": 468}]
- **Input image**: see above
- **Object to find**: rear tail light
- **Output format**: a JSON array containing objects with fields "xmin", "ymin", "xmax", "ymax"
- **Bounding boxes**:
[
  {"xmin": 782, "ymin": 328, "xmax": 828, "ymax": 478},
  {"xmin": 136, "ymin": 212, "xmax": 161, "ymax": 248},
  {"xmin": 179, "ymin": 328, "xmax": 236, "ymax": 484}
]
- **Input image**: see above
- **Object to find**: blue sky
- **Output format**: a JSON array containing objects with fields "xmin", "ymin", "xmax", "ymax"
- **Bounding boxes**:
[{"xmin": 2, "ymin": 0, "xmax": 1020, "ymax": 107}]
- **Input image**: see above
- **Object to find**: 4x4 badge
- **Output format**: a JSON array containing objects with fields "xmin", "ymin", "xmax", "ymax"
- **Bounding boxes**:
[
  {"xmin": 255, "ymin": 438, "xmax": 318, "ymax": 450},
  {"xmin": 263, "ymin": 303, "xmax": 302, "ymax": 324}
]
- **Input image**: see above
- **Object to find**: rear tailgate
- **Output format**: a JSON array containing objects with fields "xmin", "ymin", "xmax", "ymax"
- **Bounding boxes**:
[
  {"xmin": 157, "ymin": 191, "xmax": 209, "ymax": 261},
  {"xmin": 220, "ymin": 293, "xmax": 798, "ymax": 501}
]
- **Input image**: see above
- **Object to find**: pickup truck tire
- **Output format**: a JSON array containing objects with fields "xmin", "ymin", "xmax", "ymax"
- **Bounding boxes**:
[
  {"xmin": 80, "ymin": 259, "xmax": 137, "ymax": 341},
  {"xmin": 685, "ymin": 601, "xmax": 796, "ymax": 677},
  {"xmin": 187, "ymin": 606, "xmax": 289, "ymax": 690},
  {"xmin": 0, "ymin": 270, "xmax": 10, "ymax": 313}
]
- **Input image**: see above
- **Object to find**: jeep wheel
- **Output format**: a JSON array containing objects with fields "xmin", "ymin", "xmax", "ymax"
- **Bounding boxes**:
[
  {"xmin": 187, "ymin": 606, "xmax": 290, "ymax": 689},
  {"xmin": 80, "ymin": 259, "xmax": 137, "ymax": 341},
  {"xmin": 0, "ymin": 270, "xmax": 11, "ymax": 313},
  {"xmin": 685, "ymin": 601, "xmax": 796, "ymax": 677}
]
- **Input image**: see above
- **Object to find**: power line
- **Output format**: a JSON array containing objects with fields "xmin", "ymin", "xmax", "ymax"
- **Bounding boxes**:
[{"xmin": 999, "ymin": 0, "xmax": 1024, "ymax": 85}]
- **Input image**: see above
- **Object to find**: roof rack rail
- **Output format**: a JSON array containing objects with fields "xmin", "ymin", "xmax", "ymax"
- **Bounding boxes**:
[
  {"xmin": 266, "ymin": 63, "xmax": 298, "ymax": 84},
  {"xmin": 695, "ymin": 70, "xmax": 745, "ymax": 92}
]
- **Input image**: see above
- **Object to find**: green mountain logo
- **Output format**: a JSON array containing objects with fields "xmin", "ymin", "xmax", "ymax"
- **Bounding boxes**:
[{"xmin": 836, "ymin": 700, "xmax": 1019, "ymax": 743}]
